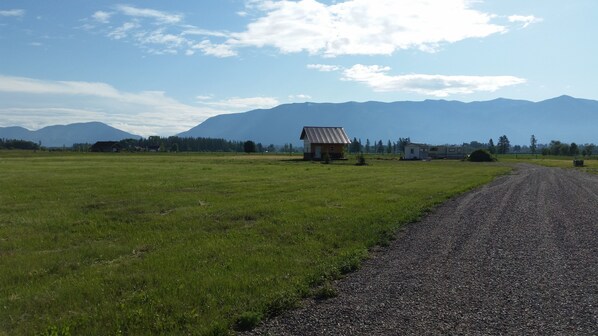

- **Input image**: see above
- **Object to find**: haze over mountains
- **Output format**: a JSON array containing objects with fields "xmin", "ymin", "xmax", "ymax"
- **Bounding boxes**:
[
  {"xmin": 0, "ymin": 122, "xmax": 140, "ymax": 147},
  {"xmin": 1, "ymin": 96, "xmax": 597, "ymax": 147},
  {"xmin": 179, "ymin": 95, "xmax": 598, "ymax": 146}
]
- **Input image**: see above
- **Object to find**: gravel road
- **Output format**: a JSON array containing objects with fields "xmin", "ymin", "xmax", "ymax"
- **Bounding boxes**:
[{"xmin": 247, "ymin": 164, "xmax": 598, "ymax": 335}]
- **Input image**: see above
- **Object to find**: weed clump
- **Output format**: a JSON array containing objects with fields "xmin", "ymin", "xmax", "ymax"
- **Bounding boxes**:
[
  {"xmin": 233, "ymin": 311, "xmax": 262, "ymax": 331},
  {"xmin": 355, "ymin": 153, "xmax": 367, "ymax": 166},
  {"xmin": 314, "ymin": 281, "xmax": 337, "ymax": 300}
]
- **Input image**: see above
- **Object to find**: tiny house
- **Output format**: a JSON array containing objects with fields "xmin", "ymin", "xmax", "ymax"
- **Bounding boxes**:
[{"xmin": 300, "ymin": 126, "xmax": 351, "ymax": 160}]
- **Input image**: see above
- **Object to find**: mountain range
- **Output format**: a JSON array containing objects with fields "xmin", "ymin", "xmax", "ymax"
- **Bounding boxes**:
[
  {"xmin": 2, "ymin": 96, "xmax": 597, "ymax": 147},
  {"xmin": 0, "ymin": 122, "xmax": 140, "ymax": 147},
  {"xmin": 178, "ymin": 95, "xmax": 598, "ymax": 146}
]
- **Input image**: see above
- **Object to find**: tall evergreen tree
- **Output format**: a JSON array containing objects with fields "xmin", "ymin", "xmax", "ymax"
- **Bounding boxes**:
[
  {"xmin": 365, "ymin": 139, "xmax": 371, "ymax": 153},
  {"xmin": 530, "ymin": 135, "xmax": 537, "ymax": 154},
  {"xmin": 488, "ymin": 138, "xmax": 496, "ymax": 154},
  {"xmin": 350, "ymin": 137, "xmax": 361, "ymax": 153},
  {"xmin": 387, "ymin": 140, "xmax": 392, "ymax": 154},
  {"xmin": 377, "ymin": 140, "xmax": 384, "ymax": 153},
  {"xmin": 497, "ymin": 135, "xmax": 510, "ymax": 154}
]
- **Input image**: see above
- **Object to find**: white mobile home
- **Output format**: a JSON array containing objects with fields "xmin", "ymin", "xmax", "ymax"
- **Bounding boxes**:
[{"xmin": 404, "ymin": 143, "xmax": 465, "ymax": 160}]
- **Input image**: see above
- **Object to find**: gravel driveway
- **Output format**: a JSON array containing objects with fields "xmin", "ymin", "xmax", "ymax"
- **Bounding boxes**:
[{"xmin": 247, "ymin": 164, "xmax": 598, "ymax": 335}]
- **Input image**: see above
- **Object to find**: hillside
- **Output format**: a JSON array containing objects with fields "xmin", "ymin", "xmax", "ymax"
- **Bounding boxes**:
[
  {"xmin": 178, "ymin": 96, "xmax": 598, "ymax": 146},
  {"xmin": 0, "ymin": 122, "xmax": 141, "ymax": 147}
]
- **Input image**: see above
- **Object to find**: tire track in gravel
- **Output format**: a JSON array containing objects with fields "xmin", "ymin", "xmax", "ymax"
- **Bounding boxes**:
[{"xmin": 246, "ymin": 164, "xmax": 598, "ymax": 335}]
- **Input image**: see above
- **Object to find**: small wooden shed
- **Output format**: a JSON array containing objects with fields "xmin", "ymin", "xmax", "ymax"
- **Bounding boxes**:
[{"xmin": 300, "ymin": 126, "xmax": 351, "ymax": 160}]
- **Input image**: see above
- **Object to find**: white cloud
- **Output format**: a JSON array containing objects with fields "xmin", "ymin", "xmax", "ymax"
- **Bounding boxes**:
[
  {"xmin": 182, "ymin": 28, "xmax": 230, "ymax": 38},
  {"xmin": 92, "ymin": 11, "xmax": 112, "ymax": 23},
  {"xmin": 508, "ymin": 15, "xmax": 542, "ymax": 28},
  {"xmin": 228, "ymin": 0, "xmax": 509, "ymax": 56},
  {"xmin": 197, "ymin": 96, "xmax": 280, "ymax": 110},
  {"xmin": 289, "ymin": 94, "xmax": 312, "ymax": 100},
  {"xmin": 138, "ymin": 29, "xmax": 186, "ymax": 48},
  {"xmin": 307, "ymin": 64, "xmax": 340, "ymax": 72},
  {"xmin": 191, "ymin": 40, "xmax": 237, "ymax": 57},
  {"xmin": 86, "ymin": 1, "xmax": 536, "ymax": 58},
  {"xmin": 116, "ymin": 5, "xmax": 182, "ymax": 24},
  {"xmin": 0, "ymin": 9, "xmax": 25, "ymax": 17},
  {"xmin": 107, "ymin": 21, "xmax": 139, "ymax": 40},
  {"xmin": 341, "ymin": 64, "xmax": 526, "ymax": 97},
  {"xmin": 88, "ymin": 5, "xmax": 237, "ymax": 57},
  {"xmin": 0, "ymin": 75, "xmax": 220, "ymax": 136}
]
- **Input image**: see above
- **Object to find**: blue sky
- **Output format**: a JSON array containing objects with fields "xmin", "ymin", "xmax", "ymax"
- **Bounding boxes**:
[{"xmin": 0, "ymin": 0, "xmax": 596, "ymax": 136}]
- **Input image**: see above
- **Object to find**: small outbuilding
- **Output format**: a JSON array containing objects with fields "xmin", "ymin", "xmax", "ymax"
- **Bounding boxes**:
[
  {"xmin": 300, "ymin": 126, "xmax": 351, "ymax": 160},
  {"xmin": 90, "ymin": 141, "xmax": 122, "ymax": 152}
]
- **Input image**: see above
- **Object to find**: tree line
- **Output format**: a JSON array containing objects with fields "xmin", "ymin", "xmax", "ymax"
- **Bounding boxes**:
[
  {"xmin": 348, "ymin": 137, "xmax": 411, "ymax": 154},
  {"xmin": 485, "ymin": 134, "xmax": 596, "ymax": 156},
  {"xmin": 0, "ymin": 138, "xmax": 40, "ymax": 150}
]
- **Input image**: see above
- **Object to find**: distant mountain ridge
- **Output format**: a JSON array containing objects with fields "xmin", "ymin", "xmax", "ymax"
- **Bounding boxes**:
[
  {"xmin": 178, "ymin": 95, "xmax": 598, "ymax": 146},
  {"xmin": 2, "ymin": 96, "xmax": 597, "ymax": 147},
  {"xmin": 0, "ymin": 122, "xmax": 140, "ymax": 147}
]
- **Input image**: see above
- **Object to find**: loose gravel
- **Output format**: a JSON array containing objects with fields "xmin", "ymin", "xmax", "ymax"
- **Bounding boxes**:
[{"xmin": 246, "ymin": 164, "xmax": 598, "ymax": 335}]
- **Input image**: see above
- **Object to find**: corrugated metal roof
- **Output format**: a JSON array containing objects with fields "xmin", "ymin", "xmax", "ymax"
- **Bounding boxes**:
[{"xmin": 300, "ymin": 127, "xmax": 351, "ymax": 144}]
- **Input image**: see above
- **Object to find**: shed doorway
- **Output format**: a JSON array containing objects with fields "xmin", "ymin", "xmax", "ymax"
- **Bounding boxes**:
[{"xmin": 315, "ymin": 146, "xmax": 321, "ymax": 159}]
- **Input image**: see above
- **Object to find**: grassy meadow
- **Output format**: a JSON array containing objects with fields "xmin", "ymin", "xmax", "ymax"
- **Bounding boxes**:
[
  {"xmin": 0, "ymin": 152, "xmax": 510, "ymax": 335},
  {"xmin": 497, "ymin": 154, "xmax": 598, "ymax": 173}
]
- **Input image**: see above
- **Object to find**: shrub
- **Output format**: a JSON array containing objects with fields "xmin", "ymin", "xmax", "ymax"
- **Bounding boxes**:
[
  {"xmin": 233, "ymin": 311, "xmax": 262, "ymax": 331},
  {"xmin": 355, "ymin": 153, "xmax": 367, "ymax": 166},
  {"xmin": 468, "ymin": 149, "xmax": 495, "ymax": 162}
]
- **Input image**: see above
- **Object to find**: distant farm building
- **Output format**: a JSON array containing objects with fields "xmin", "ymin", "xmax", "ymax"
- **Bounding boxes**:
[
  {"xmin": 300, "ymin": 126, "xmax": 351, "ymax": 160},
  {"xmin": 90, "ymin": 141, "xmax": 122, "ymax": 152},
  {"xmin": 404, "ymin": 143, "xmax": 466, "ymax": 160}
]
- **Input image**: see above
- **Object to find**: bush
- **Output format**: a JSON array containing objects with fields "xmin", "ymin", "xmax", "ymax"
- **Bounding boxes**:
[
  {"xmin": 468, "ymin": 149, "xmax": 495, "ymax": 162},
  {"xmin": 355, "ymin": 153, "xmax": 367, "ymax": 166},
  {"xmin": 233, "ymin": 311, "xmax": 262, "ymax": 331}
]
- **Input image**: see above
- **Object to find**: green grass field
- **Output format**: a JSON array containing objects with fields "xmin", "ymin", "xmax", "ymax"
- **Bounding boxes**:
[
  {"xmin": 497, "ymin": 154, "xmax": 598, "ymax": 173},
  {"xmin": 0, "ymin": 152, "xmax": 510, "ymax": 335}
]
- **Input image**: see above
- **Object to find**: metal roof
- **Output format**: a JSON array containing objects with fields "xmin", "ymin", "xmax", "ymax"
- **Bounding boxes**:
[{"xmin": 300, "ymin": 127, "xmax": 351, "ymax": 144}]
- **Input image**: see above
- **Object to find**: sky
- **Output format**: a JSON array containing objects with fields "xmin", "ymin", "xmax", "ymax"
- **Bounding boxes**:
[{"xmin": 0, "ymin": 0, "xmax": 596, "ymax": 136}]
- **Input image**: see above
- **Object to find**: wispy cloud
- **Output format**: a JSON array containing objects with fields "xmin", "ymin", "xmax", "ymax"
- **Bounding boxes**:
[
  {"xmin": 0, "ymin": 75, "xmax": 221, "ymax": 136},
  {"xmin": 190, "ymin": 40, "xmax": 237, "ymax": 57},
  {"xmin": 508, "ymin": 15, "xmax": 542, "ymax": 28},
  {"xmin": 91, "ymin": 11, "xmax": 112, "ymax": 23},
  {"xmin": 0, "ymin": 9, "xmax": 25, "ymax": 17},
  {"xmin": 289, "ymin": 94, "xmax": 312, "ymax": 100},
  {"xmin": 307, "ymin": 64, "xmax": 340, "ymax": 72},
  {"xmin": 196, "ymin": 96, "xmax": 279, "ymax": 110},
  {"xmin": 340, "ymin": 64, "xmax": 526, "ymax": 97},
  {"xmin": 107, "ymin": 21, "xmax": 139, "ymax": 40},
  {"xmin": 86, "ymin": 5, "xmax": 235, "ymax": 57},
  {"xmin": 115, "ymin": 5, "xmax": 182, "ymax": 24}
]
